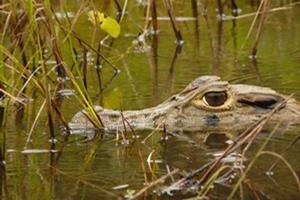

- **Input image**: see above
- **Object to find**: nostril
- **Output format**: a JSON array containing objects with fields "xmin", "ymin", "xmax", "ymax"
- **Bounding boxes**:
[
  {"xmin": 238, "ymin": 98, "xmax": 278, "ymax": 109},
  {"xmin": 237, "ymin": 93, "xmax": 284, "ymax": 109}
]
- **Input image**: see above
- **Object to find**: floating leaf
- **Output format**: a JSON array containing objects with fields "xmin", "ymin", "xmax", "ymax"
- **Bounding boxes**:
[
  {"xmin": 100, "ymin": 16, "xmax": 121, "ymax": 38},
  {"xmin": 87, "ymin": 11, "xmax": 121, "ymax": 38}
]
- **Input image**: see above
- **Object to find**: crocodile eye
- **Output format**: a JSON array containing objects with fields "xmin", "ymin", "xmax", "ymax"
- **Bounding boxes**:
[{"xmin": 203, "ymin": 91, "xmax": 227, "ymax": 107}]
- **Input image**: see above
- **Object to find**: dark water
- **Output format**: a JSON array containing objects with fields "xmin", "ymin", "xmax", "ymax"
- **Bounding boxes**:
[{"xmin": 2, "ymin": 1, "xmax": 300, "ymax": 199}]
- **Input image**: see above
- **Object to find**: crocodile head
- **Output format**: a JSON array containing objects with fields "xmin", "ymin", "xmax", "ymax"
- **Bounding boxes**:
[{"xmin": 69, "ymin": 76, "xmax": 300, "ymax": 134}]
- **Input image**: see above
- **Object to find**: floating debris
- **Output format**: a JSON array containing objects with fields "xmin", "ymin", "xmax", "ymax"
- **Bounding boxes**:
[
  {"xmin": 48, "ymin": 138, "xmax": 58, "ymax": 144},
  {"xmin": 121, "ymin": 139, "xmax": 130, "ymax": 145},
  {"xmin": 136, "ymin": 0, "xmax": 148, "ymax": 7},
  {"xmin": 265, "ymin": 171, "xmax": 274, "ymax": 176},
  {"xmin": 212, "ymin": 152, "xmax": 245, "ymax": 164},
  {"xmin": 132, "ymin": 32, "xmax": 151, "ymax": 53},
  {"xmin": 38, "ymin": 60, "xmax": 57, "ymax": 65},
  {"xmin": 112, "ymin": 184, "xmax": 129, "ymax": 190},
  {"xmin": 6, "ymin": 149, "xmax": 58, "ymax": 154},
  {"xmin": 53, "ymin": 12, "xmax": 74, "ymax": 19},
  {"xmin": 124, "ymin": 189, "xmax": 136, "ymax": 199},
  {"xmin": 57, "ymin": 89, "xmax": 76, "ymax": 97},
  {"xmin": 147, "ymin": 159, "xmax": 163, "ymax": 164},
  {"xmin": 146, "ymin": 16, "xmax": 196, "ymax": 22},
  {"xmin": 21, "ymin": 149, "xmax": 59, "ymax": 154},
  {"xmin": 6, "ymin": 149, "xmax": 18, "ymax": 153}
]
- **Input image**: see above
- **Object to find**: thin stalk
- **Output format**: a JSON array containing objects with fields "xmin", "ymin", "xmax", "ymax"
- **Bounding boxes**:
[
  {"xmin": 113, "ymin": 0, "xmax": 122, "ymax": 17},
  {"xmin": 119, "ymin": 0, "xmax": 128, "ymax": 23},
  {"xmin": 163, "ymin": 0, "xmax": 183, "ymax": 45},
  {"xmin": 46, "ymin": 85, "xmax": 55, "ymax": 141},
  {"xmin": 82, "ymin": 48, "xmax": 88, "ymax": 90},
  {"xmin": 231, "ymin": 0, "xmax": 238, "ymax": 16},
  {"xmin": 191, "ymin": 0, "xmax": 200, "ymax": 48},
  {"xmin": 251, "ymin": 0, "xmax": 271, "ymax": 57},
  {"xmin": 95, "ymin": 42, "xmax": 103, "ymax": 93},
  {"xmin": 151, "ymin": 0, "xmax": 158, "ymax": 34},
  {"xmin": 216, "ymin": 0, "xmax": 223, "ymax": 19},
  {"xmin": 24, "ymin": 100, "xmax": 46, "ymax": 148},
  {"xmin": 199, "ymin": 165, "xmax": 232, "ymax": 197}
]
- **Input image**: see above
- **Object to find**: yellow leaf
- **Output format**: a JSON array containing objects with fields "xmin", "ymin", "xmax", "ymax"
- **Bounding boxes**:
[
  {"xmin": 100, "ymin": 16, "xmax": 121, "ymax": 38},
  {"xmin": 87, "ymin": 11, "xmax": 121, "ymax": 38}
]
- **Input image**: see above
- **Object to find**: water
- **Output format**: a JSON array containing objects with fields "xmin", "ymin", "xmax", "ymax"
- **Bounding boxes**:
[{"xmin": 1, "ymin": 1, "xmax": 300, "ymax": 199}]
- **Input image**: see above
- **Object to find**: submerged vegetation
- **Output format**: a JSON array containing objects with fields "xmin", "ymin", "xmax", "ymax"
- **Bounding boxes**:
[{"xmin": 0, "ymin": 0, "xmax": 300, "ymax": 199}]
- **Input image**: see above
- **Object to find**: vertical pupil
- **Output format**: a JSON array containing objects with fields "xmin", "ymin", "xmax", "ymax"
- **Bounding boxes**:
[{"xmin": 204, "ymin": 92, "xmax": 227, "ymax": 107}]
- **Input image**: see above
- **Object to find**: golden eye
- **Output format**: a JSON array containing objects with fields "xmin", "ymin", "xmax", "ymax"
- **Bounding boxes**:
[{"xmin": 203, "ymin": 91, "xmax": 227, "ymax": 107}]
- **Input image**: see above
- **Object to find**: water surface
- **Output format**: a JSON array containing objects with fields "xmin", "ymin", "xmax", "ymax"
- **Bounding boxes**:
[{"xmin": 2, "ymin": 1, "xmax": 300, "ymax": 199}]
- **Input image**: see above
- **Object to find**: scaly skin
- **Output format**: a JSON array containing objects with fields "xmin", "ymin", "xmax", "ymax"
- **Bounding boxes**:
[{"xmin": 69, "ymin": 76, "xmax": 300, "ymax": 134}]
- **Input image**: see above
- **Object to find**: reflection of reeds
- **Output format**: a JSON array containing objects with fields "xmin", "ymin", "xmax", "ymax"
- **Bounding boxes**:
[{"xmin": 0, "ymin": 159, "xmax": 8, "ymax": 199}]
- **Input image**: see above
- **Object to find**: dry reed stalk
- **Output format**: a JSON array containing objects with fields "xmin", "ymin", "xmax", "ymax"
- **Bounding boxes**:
[
  {"xmin": 251, "ymin": 0, "xmax": 271, "ymax": 57},
  {"xmin": 95, "ymin": 43, "xmax": 103, "ymax": 93},
  {"xmin": 46, "ymin": 85, "xmax": 55, "ymax": 140},
  {"xmin": 163, "ymin": 0, "xmax": 183, "ymax": 45},
  {"xmin": 231, "ymin": 0, "xmax": 238, "ymax": 16},
  {"xmin": 120, "ymin": 110, "xmax": 137, "ymax": 138},
  {"xmin": 151, "ymin": 0, "xmax": 158, "ymax": 34},
  {"xmin": 191, "ymin": 0, "xmax": 200, "ymax": 48},
  {"xmin": 82, "ymin": 47, "xmax": 88, "ymax": 90},
  {"xmin": 216, "ymin": 0, "xmax": 223, "ymax": 19},
  {"xmin": 113, "ymin": 0, "xmax": 122, "ymax": 17}
]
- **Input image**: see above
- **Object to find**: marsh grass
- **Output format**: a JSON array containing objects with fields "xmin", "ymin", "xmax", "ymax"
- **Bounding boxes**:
[{"xmin": 0, "ymin": 0, "xmax": 300, "ymax": 199}]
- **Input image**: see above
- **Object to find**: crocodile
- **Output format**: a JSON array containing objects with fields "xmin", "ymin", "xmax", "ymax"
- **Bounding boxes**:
[{"xmin": 69, "ymin": 76, "xmax": 300, "ymax": 134}]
